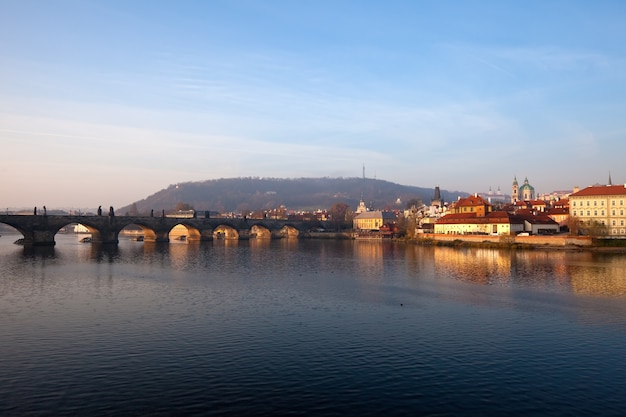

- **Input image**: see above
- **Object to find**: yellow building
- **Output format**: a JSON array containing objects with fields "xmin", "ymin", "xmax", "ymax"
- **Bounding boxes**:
[
  {"xmin": 353, "ymin": 211, "xmax": 397, "ymax": 231},
  {"xmin": 434, "ymin": 211, "xmax": 525, "ymax": 235},
  {"xmin": 569, "ymin": 184, "xmax": 626, "ymax": 237},
  {"xmin": 449, "ymin": 194, "xmax": 492, "ymax": 217}
]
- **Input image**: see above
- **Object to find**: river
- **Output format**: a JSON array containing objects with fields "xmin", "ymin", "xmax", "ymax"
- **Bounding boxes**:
[{"xmin": 1, "ymin": 233, "xmax": 626, "ymax": 416}]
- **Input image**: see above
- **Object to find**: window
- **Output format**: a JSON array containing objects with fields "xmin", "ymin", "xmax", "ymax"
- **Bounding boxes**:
[
  {"xmin": 612, "ymin": 220, "xmax": 616, "ymax": 226},
  {"xmin": 621, "ymin": 210, "xmax": 624, "ymax": 216},
  {"xmin": 612, "ymin": 200, "xmax": 616, "ymax": 206},
  {"xmin": 613, "ymin": 210, "xmax": 616, "ymax": 216},
  {"xmin": 573, "ymin": 210, "xmax": 577, "ymax": 216},
  {"xmin": 622, "ymin": 220, "xmax": 625, "ymax": 226},
  {"xmin": 602, "ymin": 211, "xmax": 605, "ymax": 216},
  {"xmin": 594, "ymin": 210, "xmax": 597, "ymax": 216},
  {"xmin": 594, "ymin": 201, "xmax": 597, "ymax": 206},
  {"xmin": 587, "ymin": 201, "xmax": 590, "ymax": 206},
  {"xmin": 573, "ymin": 201, "xmax": 577, "ymax": 207}
]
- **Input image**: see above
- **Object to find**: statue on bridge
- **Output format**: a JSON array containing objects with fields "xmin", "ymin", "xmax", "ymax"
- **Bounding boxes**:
[
  {"xmin": 98, "ymin": 206, "xmax": 102, "ymax": 216},
  {"xmin": 33, "ymin": 207, "xmax": 37, "ymax": 215},
  {"xmin": 109, "ymin": 206, "xmax": 114, "ymax": 217}
]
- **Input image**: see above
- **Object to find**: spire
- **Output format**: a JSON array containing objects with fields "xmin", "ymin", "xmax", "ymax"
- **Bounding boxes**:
[{"xmin": 609, "ymin": 171, "xmax": 613, "ymax": 185}]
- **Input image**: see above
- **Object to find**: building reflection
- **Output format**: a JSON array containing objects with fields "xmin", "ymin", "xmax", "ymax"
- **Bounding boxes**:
[
  {"xmin": 433, "ymin": 247, "xmax": 516, "ymax": 286},
  {"xmin": 567, "ymin": 253, "xmax": 626, "ymax": 297},
  {"xmin": 352, "ymin": 241, "xmax": 387, "ymax": 280},
  {"xmin": 431, "ymin": 247, "xmax": 626, "ymax": 297}
]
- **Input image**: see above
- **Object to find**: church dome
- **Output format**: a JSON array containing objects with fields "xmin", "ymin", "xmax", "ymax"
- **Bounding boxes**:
[{"xmin": 519, "ymin": 177, "xmax": 534, "ymax": 191}]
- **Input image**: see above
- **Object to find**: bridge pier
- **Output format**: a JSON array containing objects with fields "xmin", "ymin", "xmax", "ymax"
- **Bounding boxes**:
[
  {"xmin": 90, "ymin": 230, "xmax": 119, "ymax": 245},
  {"xmin": 144, "ymin": 230, "xmax": 170, "ymax": 243},
  {"xmin": 23, "ymin": 230, "xmax": 57, "ymax": 246}
]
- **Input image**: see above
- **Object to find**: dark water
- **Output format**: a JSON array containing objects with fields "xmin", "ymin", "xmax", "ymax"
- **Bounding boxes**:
[{"xmin": 1, "ymin": 234, "xmax": 626, "ymax": 416}]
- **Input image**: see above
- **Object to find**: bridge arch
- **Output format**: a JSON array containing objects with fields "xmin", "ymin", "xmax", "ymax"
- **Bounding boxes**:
[
  {"xmin": 169, "ymin": 223, "xmax": 202, "ymax": 242},
  {"xmin": 250, "ymin": 224, "xmax": 272, "ymax": 239},
  {"xmin": 280, "ymin": 225, "xmax": 300, "ymax": 238},
  {"xmin": 120, "ymin": 223, "xmax": 158, "ymax": 242},
  {"xmin": 0, "ymin": 220, "xmax": 23, "ymax": 234},
  {"xmin": 213, "ymin": 223, "xmax": 239, "ymax": 240}
]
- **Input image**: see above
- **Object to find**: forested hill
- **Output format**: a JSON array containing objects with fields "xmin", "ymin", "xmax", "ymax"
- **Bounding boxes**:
[{"xmin": 118, "ymin": 177, "xmax": 468, "ymax": 215}]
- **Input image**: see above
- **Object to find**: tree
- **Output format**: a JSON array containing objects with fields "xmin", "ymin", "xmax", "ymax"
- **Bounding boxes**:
[
  {"xmin": 585, "ymin": 220, "xmax": 608, "ymax": 237},
  {"xmin": 329, "ymin": 202, "xmax": 352, "ymax": 231},
  {"xmin": 568, "ymin": 216, "xmax": 582, "ymax": 236},
  {"xmin": 569, "ymin": 217, "xmax": 608, "ymax": 237}
]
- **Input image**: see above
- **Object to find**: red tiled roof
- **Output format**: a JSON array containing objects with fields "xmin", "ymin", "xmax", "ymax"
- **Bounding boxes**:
[
  {"xmin": 570, "ymin": 185, "xmax": 626, "ymax": 197},
  {"xmin": 436, "ymin": 211, "xmax": 524, "ymax": 225},
  {"xmin": 515, "ymin": 212, "xmax": 558, "ymax": 225},
  {"xmin": 455, "ymin": 194, "xmax": 491, "ymax": 207},
  {"xmin": 553, "ymin": 198, "xmax": 569, "ymax": 208}
]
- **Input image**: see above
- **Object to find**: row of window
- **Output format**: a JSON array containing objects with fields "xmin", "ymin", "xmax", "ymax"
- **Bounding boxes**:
[
  {"xmin": 582, "ymin": 219, "xmax": 626, "ymax": 227},
  {"xmin": 572, "ymin": 210, "xmax": 625, "ymax": 216},
  {"xmin": 571, "ymin": 199, "xmax": 625, "ymax": 207},
  {"xmin": 612, "ymin": 229, "xmax": 626, "ymax": 235}
]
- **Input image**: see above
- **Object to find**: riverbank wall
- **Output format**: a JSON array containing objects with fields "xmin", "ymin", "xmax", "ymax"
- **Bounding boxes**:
[{"xmin": 416, "ymin": 234, "xmax": 594, "ymax": 247}]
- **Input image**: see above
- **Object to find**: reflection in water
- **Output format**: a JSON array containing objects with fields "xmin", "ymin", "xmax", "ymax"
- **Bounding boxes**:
[
  {"xmin": 352, "ymin": 241, "xmax": 386, "ymax": 281},
  {"xmin": 431, "ymin": 247, "xmax": 626, "ymax": 296},
  {"xmin": 568, "ymin": 253, "xmax": 626, "ymax": 296}
]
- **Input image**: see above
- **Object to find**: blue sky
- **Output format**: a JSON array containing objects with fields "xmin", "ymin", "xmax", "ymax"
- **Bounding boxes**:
[{"xmin": 1, "ymin": 0, "xmax": 625, "ymax": 209}]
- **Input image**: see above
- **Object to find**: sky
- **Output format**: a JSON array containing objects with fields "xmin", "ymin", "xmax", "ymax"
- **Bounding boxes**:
[{"xmin": 1, "ymin": 0, "xmax": 625, "ymax": 209}]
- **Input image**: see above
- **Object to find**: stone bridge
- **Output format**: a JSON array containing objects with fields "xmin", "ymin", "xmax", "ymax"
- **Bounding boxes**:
[{"xmin": 0, "ymin": 214, "xmax": 326, "ymax": 246}]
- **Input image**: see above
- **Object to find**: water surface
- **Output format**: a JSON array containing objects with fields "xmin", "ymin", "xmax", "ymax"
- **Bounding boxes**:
[{"xmin": 1, "ymin": 234, "xmax": 626, "ymax": 416}]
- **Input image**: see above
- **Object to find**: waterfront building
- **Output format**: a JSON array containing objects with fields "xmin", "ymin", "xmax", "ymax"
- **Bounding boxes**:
[
  {"xmin": 569, "ymin": 184, "xmax": 626, "ymax": 237},
  {"xmin": 352, "ymin": 210, "xmax": 397, "ymax": 231},
  {"xmin": 434, "ymin": 211, "xmax": 525, "ymax": 235},
  {"xmin": 435, "ymin": 190, "xmax": 558, "ymax": 235}
]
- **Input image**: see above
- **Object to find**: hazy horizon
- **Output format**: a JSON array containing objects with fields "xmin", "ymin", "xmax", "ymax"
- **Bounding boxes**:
[{"xmin": 2, "ymin": 1, "xmax": 625, "ymax": 208}]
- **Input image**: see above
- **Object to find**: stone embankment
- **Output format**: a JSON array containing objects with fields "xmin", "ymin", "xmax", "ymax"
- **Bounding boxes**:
[
  {"xmin": 413, "ymin": 234, "xmax": 626, "ymax": 252},
  {"xmin": 423, "ymin": 234, "xmax": 593, "ymax": 247}
]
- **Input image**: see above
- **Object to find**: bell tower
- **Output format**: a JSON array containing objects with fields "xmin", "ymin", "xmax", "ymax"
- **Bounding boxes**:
[{"xmin": 511, "ymin": 176, "xmax": 519, "ymax": 203}]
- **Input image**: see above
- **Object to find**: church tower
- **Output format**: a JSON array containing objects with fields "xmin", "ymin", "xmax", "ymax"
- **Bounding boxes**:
[
  {"xmin": 355, "ymin": 195, "xmax": 368, "ymax": 214},
  {"xmin": 511, "ymin": 176, "xmax": 519, "ymax": 203}
]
